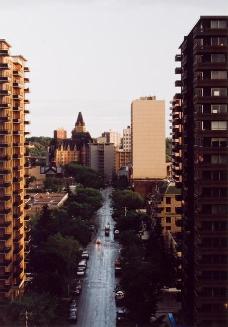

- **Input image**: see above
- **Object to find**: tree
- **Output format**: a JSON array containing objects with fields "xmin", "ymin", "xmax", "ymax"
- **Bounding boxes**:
[
  {"xmin": 64, "ymin": 162, "xmax": 104, "ymax": 188},
  {"xmin": 43, "ymin": 177, "xmax": 64, "ymax": 192},
  {"xmin": 111, "ymin": 189, "xmax": 144, "ymax": 210},
  {"xmin": 31, "ymin": 233, "xmax": 80, "ymax": 296}
]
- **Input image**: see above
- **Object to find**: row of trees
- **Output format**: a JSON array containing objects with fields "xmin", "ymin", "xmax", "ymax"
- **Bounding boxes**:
[
  {"xmin": 111, "ymin": 189, "xmax": 176, "ymax": 325},
  {"xmin": 1, "ymin": 177, "xmax": 103, "ymax": 326}
]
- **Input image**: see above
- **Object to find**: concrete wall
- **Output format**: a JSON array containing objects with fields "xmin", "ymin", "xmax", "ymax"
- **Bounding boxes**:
[{"xmin": 131, "ymin": 98, "xmax": 166, "ymax": 179}]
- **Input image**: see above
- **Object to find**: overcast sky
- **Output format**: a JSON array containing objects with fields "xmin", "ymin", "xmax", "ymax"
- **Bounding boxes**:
[{"xmin": 1, "ymin": 0, "xmax": 227, "ymax": 137}]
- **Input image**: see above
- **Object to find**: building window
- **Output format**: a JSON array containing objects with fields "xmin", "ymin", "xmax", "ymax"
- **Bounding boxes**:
[
  {"xmin": 211, "ymin": 54, "xmax": 226, "ymax": 63},
  {"xmin": 211, "ymin": 71, "xmax": 227, "ymax": 80},
  {"xmin": 211, "ymin": 138, "xmax": 228, "ymax": 148},
  {"xmin": 166, "ymin": 226, "xmax": 171, "ymax": 231},
  {"xmin": 166, "ymin": 217, "xmax": 171, "ymax": 223},
  {"xmin": 211, "ymin": 154, "xmax": 228, "ymax": 164},
  {"xmin": 211, "ymin": 37, "xmax": 228, "ymax": 46},
  {"xmin": 166, "ymin": 197, "xmax": 171, "ymax": 204},
  {"xmin": 211, "ymin": 88, "xmax": 227, "ymax": 96},
  {"xmin": 211, "ymin": 121, "xmax": 228, "ymax": 131},
  {"xmin": 211, "ymin": 104, "xmax": 228, "ymax": 114},
  {"xmin": 166, "ymin": 207, "xmax": 171, "ymax": 213},
  {"xmin": 210, "ymin": 20, "xmax": 227, "ymax": 29}
]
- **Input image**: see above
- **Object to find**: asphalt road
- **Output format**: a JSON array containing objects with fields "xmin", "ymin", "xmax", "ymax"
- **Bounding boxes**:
[{"xmin": 76, "ymin": 187, "xmax": 119, "ymax": 327}]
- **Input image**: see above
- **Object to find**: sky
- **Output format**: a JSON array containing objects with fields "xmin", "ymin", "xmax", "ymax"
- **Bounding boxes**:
[{"xmin": 0, "ymin": 0, "xmax": 227, "ymax": 138}]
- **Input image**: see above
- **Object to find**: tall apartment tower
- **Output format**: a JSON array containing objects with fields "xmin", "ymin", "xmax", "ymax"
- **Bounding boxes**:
[
  {"xmin": 0, "ymin": 40, "xmax": 30, "ymax": 300},
  {"xmin": 131, "ymin": 96, "xmax": 166, "ymax": 180},
  {"xmin": 123, "ymin": 126, "xmax": 131, "ymax": 152},
  {"xmin": 173, "ymin": 17, "xmax": 228, "ymax": 327}
]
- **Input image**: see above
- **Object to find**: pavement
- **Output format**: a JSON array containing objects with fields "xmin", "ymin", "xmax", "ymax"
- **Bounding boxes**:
[{"xmin": 75, "ymin": 187, "xmax": 120, "ymax": 327}]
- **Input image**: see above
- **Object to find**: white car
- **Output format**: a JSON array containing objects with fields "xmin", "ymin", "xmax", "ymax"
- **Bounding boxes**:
[
  {"xmin": 77, "ymin": 267, "xmax": 85, "ymax": 276},
  {"xmin": 81, "ymin": 250, "xmax": 89, "ymax": 259}
]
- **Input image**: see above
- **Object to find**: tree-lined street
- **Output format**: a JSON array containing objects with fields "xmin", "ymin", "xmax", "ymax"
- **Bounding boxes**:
[{"xmin": 76, "ymin": 188, "xmax": 119, "ymax": 327}]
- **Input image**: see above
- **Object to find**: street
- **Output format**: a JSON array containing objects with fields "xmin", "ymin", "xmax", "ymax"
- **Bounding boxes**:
[{"xmin": 76, "ymin": 187, "xmax": 119, "ymax": 327}]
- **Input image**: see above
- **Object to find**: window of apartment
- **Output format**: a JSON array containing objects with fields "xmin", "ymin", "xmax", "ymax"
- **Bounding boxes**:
[
  {"xmin": 211, "ymin": 71, "xmax": 227, "ymax": 79},
  {"xmin": 211, "ymin": 121, "xmax": 228, "ymax": 130},
  {"xmin": 166, "ymin": 207, "xmax": 171, "ymax": 213},
  {"xmin": 211, "ymin": 154, "xmax": 228, "ymax": 164},
  {"xmin": 211, "ymin": 54, "xmax": 226, "ymax": 63},
  {"xmin": 211, "ymin": 88, "xmax": 227, "ymax": 96},
  {"xmin": 210, "ymin": 20, "xmax": 227, "ymax": 29},
  {"xmin": 166, "ymin": 226, "xmax": 171, "ymax": 231},
  {"xmin": 166, "ymin": 217, "xmax": 171, "ymax": 223},
  {"xmin": 211, "ymin": 138, "xmax": 228, "ymax": 148},
  {"xmin": 211, "ymin": 37, "xmax": 228, "ymax": 46},
  {"xmin": 166, "ymin": 197, "xmax": 171, "ymax": 204},
  {"xmin": 211, "ymin": 104, "xmax": 228, "ymax": 114},
  {"xmin": 195, "ymin": 88, "xmax": 203, "ymax": 96},
  {"xmin": 212, "ymin": 204, "xmax": 228, "ymax": 214}
]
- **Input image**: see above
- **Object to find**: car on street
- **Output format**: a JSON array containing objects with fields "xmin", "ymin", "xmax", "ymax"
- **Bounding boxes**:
[
  {"xmin": 116, "ymin": 307, "xmax": 128, "ymax": 324},
  {"xmin": 72, "ymin": 285, "xmax": 81, "ymax": 296},
  {"xmin": 68, "ymin": 311, "xmax": 77, "ymax": 323},
  {"xmin": 81, "ymin": 250, "xmax": 89, "ymax": 260},
  {"xmin": 77, "ymin": 267, "xmax": 86, "ymax": 277},
  {"xmin": 96, "ymin": 238, "xmax": 101, "ymax": 245},
  {"xmin": 89, "ymin": 224, "xmax": 96, "ymax": 232},
  {"xmin": 114, "ymin": 229, "xmax": 120, "ymax": 239},
  {"xmin": 78, "ymin": 259, "xmax": 87, "ymax": 269},
  {"xmin": 115, "ymin": 290, "xmax": 125, "ymax": 304}
]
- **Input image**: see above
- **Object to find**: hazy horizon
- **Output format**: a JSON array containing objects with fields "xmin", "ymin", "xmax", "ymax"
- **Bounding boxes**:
[{"xmin": 1, "ymin": 0, "xmax": 227, "ymax": 138}]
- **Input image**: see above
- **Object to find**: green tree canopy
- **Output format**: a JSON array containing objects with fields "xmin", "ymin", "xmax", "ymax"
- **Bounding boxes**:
[{"xmin": 64, "ymin": 162, "xmax": 104, "ymax": 188}]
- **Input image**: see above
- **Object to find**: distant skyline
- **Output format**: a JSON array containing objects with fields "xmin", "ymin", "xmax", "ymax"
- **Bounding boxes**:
[{"xmin": 1, "ymin": 0, "xmax": 227, "ymax": 137}]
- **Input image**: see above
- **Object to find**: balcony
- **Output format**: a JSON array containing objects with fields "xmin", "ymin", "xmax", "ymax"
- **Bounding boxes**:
[
  {"xmin": 0, "ymin": 143, "xmax": 9, "ymax": 148},
  {"xmin": 13, "ymin": 94, "xmax": 23, "ymax": 100},
  {"xmin": 13, "ymin": 118, "xmax": 22, "ymax": 123},
  {"xmin": 0, "ymin": 77, "xmax": 10, "ymax": 84},
  {"xmin": 0, "ymin": 103, "xmax": 10, "ymax": 109},
  {"xmin": 0, "ymin": 246, "xmax": 11, "ymax": 254},
  {"xmin": 24, "ymin": 67, "xmax": 30, "ymax": 72},
  {"xmin": 175, "ymin": 67, "xmax": 182, "ymax": 74},
  {"xmin": 12, "ymin": 154, "xmax": 23, "ymax": 159},
  {"xmin": 175, "ymin": 54, "xmax": 182, "ymax": 62},
  {"xmin": 13, "ymin": 232, "xmax": 23, "ymax": 242},
  {"xmin": 0, "ymin": 63, "xmax": 11, "ymax": 70},
  {"xmin": 24, "ymin": 99, "xmax": 30, "ymax": 104},
  {"xmin": 13, "ymin": 70, "xmax": 23, "ymax": 77},
  {"xmin": 13, "ymin": 82, "xmax": 24, "ymax": 88},
  {"xmin": 14, "ymin": 244, "xmax": 23, "ymax": 253},
  {"xmin": 0, "ymin": 169, "xmax": 11, "ymax": 174},
  {"xmin": 0, "ymin": 90, "xmax": 11, "ymax": 96},
  {"xmin": 0, "ymin": 50, "xmax": 9, "ymax": 56},
  {"xmin": 24, "ymin": 77, "xmax": 29, "ymax": 83},
  {"xmin": 24, "ymin": 88, "xmax": 30, "ymax": 93},
  {"xmin": 175, "ymin": 80, "xmax": 183, "ymax": 87},
  {"xmin": 24, "ymin": 109, "xmax": 30, "ymax": 114},
  {"xmin": 1, "ymin": 233, "xmax": 11, "ymax": 241}
]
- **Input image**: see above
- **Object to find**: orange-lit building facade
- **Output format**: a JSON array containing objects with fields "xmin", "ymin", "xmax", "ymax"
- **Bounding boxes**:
[{"xmin": 0, "ymin": 39, "xmax": 30, "ymax": 300}]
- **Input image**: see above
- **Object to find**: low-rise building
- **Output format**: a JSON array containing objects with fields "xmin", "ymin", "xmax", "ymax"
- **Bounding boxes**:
[
  {"xmin": 156, "ymin": 183, "xmax": 182, "ymax": 235},
  {"xmin": 115, "ymin": 149, "xmax": 131, "ymax": 173},
  {"xmin": 29, "ymin": 192, "xmax": 68, "ymax": 216}
]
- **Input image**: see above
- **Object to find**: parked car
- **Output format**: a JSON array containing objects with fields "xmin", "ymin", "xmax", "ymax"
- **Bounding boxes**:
[
  {"xmin": 116, "ymin": 307, "xmax": 128, "ymax": 324},
  {"xmin": 89, "ymin": 224, "xmax": 95, "ymax": 232},
  {"xmin": 72, "ymin": 285, "xmax": 81, "ymax": 296},
  {"xmin": 96, "ymin": 238, "xmax": 101, "ymax": 245},
  {"xmin": 81, "ymin": 250, "xmax": 89, "ymax": 260},
  {"xmin": 77, "ymin": 268, "xmax": 85, "ymax": 277},
  {"xmin": 114, "ymin": 229, "xmax": 120, "ymax": 239},
  {"xmin": 78, "ymin": 259, "xmax": 87, "ymax": 269},
  {"xmin": 68, "ymin": 311, "xmax": 77, "ymax": 322},
  {"xmin": 115, "ymin": 290, "xmax": 125, "ymax": 302}
]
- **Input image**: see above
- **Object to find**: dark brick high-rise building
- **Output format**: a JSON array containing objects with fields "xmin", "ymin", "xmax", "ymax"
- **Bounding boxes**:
[{"xmin": 173, "ymin": 16, "xmax": 228, "ymax": 327}]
